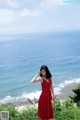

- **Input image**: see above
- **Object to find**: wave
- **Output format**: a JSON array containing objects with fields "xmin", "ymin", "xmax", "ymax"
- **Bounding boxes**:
[{"xmin": 0, "ymin": 78, "xmax": 80, "ymax": 105}]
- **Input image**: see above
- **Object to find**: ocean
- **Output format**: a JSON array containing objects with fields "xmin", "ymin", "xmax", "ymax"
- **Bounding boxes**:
[{"xmin": 0, "ymin": 30, "xmax": 80, "ymax": 104}]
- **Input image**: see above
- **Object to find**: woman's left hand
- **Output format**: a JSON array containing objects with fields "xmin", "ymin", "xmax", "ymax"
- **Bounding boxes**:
[{"xmin": 52, "ymin": 95, "xmax": 56, "ymax": 101}]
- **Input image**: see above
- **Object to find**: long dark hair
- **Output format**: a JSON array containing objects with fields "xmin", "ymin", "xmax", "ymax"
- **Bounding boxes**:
[{"xmin": 40, "ymin": 65, "xmax": 52, "ymax": 80}]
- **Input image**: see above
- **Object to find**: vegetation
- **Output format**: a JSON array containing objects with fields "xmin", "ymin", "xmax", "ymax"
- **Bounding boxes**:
[
  {"xmin": 69, "ymin": 84, "xmax": 80, "ymax": 107},
  {"xmin": 0, "ymin": 85, "xmax": 80, "ymax": 120}
]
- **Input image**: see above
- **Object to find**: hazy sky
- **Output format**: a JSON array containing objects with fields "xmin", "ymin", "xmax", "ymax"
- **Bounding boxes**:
[{"xmin": 0, "ymin": 0, "xmax": 80, "ymax": 34}]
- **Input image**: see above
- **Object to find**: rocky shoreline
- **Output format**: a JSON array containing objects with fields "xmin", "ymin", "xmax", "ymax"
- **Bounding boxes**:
[{"xmin": 0, "ymin": 83, "xmax": 79, "ymax": 111}]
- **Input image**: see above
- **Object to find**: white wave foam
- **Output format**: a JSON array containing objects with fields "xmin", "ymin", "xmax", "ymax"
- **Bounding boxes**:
[
  {"xmin": 0, "ymin": 90, "xmax": 42, "ymax": 104},
  {"xmin": 53, "ymin": 78, "xmax": 80, "ymax": 96},
  {"xmin": 0, "ymin": 78, "xmax": 80, "ymax": 104},
  {"xmin": 58, "ymin": 78, "xmax": 80, "ymax": 90}
]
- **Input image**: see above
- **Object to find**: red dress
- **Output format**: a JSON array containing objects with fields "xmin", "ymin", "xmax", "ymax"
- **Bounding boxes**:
[{"xmin": 38, "ymin": 78, "xmax": 54, "ymax": 120}]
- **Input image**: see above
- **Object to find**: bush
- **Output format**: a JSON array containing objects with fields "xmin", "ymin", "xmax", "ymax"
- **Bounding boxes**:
[
  {"xmin": 69, "ymin": 84, "xmax": 80, "ymax": 107},
  {"xmin": 0, "ymin": 104, "xmax": 18, "ymax": 120},
  {"xmin": 16, "ymin": 107, "xmax": 38, "ymax": 120},
  {"xmin": 52, "ymin": 99, "xmax": 80, "ymax": 120},
  {"xmin": 0, "ymin": 99, "xmax": 80, "ymax": 120},
  {"xmin": 57, "ymin": 107, "xmax": 80, "ymax": 120}
]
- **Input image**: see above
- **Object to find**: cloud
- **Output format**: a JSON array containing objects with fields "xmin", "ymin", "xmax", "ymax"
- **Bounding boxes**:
[
  {"xmin": 0, "ymin": 9, "xmax": 17, "ymax": 24},
  {"xmin": 0, "ymin": 7, "xmax": 42, "ymax": 25},
  {"xmin": 40, "ymin": 0, "xmax": 63, "ymax": 9},
  {"xmin": 0, "ymin": 9, "xmax": 15, "ymax": 24},
  {"xmin": 0, "ymin": 0, "xmax": 18, "ymax": 8},
  {"xmin": 7, "ymin": 0, "xmax": 18, "ymax": 8},
  {"xmin": 0, "ymin": 26, "xmax": 30, "ymax": 34},
  {"xmin": 0, "ymin": 0, "xmax": 79, "ymax": 34},
  {"xmin": 19, "ymin": 8, "xmax": 42, "ymax": 17}
]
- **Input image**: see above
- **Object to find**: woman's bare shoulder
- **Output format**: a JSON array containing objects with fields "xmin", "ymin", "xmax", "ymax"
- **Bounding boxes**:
[{"xmin": 39, "ymin": 77, "xmax": 43, "ymax": 83}]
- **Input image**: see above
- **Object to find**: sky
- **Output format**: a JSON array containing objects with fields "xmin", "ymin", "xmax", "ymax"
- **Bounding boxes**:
[{"xmin": 0, "ymin": 0, "xmax": 80, "ymax": 34}]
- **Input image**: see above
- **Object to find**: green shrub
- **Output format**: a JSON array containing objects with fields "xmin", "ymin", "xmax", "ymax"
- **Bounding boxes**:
[
  {"xmin": 0, "ymin": 104, "xmax": 18, "ymax": 120},
  {"xmin": 57, "ymin": 107, "xmax": 80, "ymax": 120},
  {"xmin": 69, "ymin": 84, "xmax": 80, "ymax": 107},
  {"xmin": 52, "ymin": 99, "xmax": 80, "ymax": 120},
  {"xmin": 0, "ymin": 99, "xmax": 80, "ymax": 120},
  {"xmin": 16, "ymin": 107, "xmax": 38, "ymax": 120}
]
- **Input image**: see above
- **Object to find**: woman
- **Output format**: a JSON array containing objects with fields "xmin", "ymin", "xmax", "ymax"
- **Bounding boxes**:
[{"xmin": 31, "ymin": 65, "xmax": 55, "ymax": 120}]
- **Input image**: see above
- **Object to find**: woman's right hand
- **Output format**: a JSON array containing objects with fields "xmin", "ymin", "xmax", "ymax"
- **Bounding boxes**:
[{"xmin": 37, "ymin": 70, "xmax": 41, "ymax": 75}]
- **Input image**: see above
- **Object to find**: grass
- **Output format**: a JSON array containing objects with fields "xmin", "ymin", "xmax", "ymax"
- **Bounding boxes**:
[{"xmin": 0, "ymin": 98, "xmax": 80, "ymax": 120}]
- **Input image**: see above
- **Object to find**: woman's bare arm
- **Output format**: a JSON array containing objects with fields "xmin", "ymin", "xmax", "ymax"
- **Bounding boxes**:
[
  {"xmin": 51, "ymin": 84, "xmax": 55, "ymax": 97},
  {"xmin": 31, "ymin": 71, "xmax": 42, "ymax": 83},
  {"xmin": 50, "ymin": 78, "xmax": 55, "ymax": 100}
]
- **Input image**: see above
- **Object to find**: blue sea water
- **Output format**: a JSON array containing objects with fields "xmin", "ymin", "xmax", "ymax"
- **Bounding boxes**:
[{"xmin": 0, "ymin": 30, "xmax": 80, "ymax": 103}]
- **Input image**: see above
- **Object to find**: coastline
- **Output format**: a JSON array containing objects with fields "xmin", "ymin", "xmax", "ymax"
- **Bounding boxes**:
[
  {"xmin": 0, "ymin": 82, "xmax": 79, "ymax": 112},
  {"xmin": 55, "ymin": 82, "xmax": 80, "ymax": 100},
  {"xmin": 16, "ymin": 82, "xmax": 80, "ymax": 111}
]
